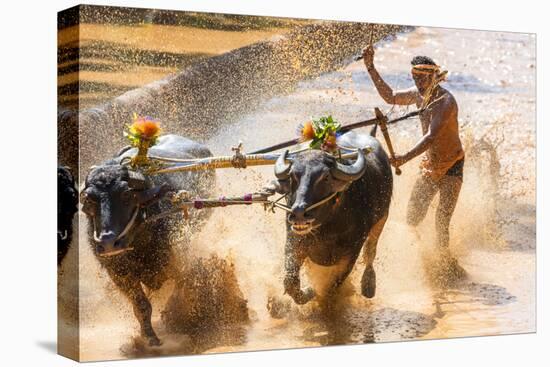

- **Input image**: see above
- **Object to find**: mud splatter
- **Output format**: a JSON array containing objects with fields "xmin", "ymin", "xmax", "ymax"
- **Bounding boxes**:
[{"xmin": 162, "ymin": 255, "xmax": 249, "ymax": 334}]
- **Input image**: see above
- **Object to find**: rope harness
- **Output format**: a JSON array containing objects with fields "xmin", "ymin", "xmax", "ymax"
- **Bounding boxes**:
[{"xmin": 140, "ymin": 189, "xmax": 341, "ymax": 226}]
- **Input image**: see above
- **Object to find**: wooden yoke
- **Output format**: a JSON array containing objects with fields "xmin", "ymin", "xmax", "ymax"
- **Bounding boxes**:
[{"xmin": 375, "ymin": 107, "xmax": 402, "ymax": 176}]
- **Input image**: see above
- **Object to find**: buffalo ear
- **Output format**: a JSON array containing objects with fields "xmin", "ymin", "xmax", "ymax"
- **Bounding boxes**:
[
  {"xmin": 260, "ymin": 180, "xmax": 289, "ymax": 195},
  {"xmin": 276, "ymin": 179, "xmax": 291, "ymax": 194},
  {"xmin": 135, "ymin": 184, "xmax": 171, "ymax": 206},
  {"xmin": 270, "ymin": 179, "xmax": 290, "ymax": 194}
]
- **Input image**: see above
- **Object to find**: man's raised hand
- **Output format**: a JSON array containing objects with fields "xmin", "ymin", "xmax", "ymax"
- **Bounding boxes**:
[{"xmin": 363, "ymin": 45, "xmax": 375, "ymax": 69}]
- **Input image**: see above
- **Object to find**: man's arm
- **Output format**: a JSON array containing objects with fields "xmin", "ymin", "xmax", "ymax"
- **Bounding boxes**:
[
  {"xmin": 393, "ymin": 96, "xmax": 454, "ymax": 166},
  {"xmin": 363, "ymin": 45, "xmax": 419, "ymax": 106}
]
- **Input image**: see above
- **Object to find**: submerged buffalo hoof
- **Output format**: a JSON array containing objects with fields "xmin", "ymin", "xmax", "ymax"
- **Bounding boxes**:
[
  {"xmin": 361, "ymin": 266, "xmax": 376, "ymax": 298},
  {"xmin": 289, "ymin": 287, "xmax": 316, "ymax": 305},
  {"xmin": 267, "ymin": 295, "xmax": 291, "ymax": 319}
]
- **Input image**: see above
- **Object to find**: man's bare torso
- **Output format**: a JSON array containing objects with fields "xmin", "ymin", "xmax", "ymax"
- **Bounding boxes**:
[{"xmin": 416, "ymin": 87, "xmax": 464, "ymax": 177}]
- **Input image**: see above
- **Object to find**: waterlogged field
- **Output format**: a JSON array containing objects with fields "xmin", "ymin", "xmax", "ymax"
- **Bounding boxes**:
[
  {"xmin": 58, "ymin": 19, "xmax": 305, "ymax": 108},
  {"xmin": 58, "ymin": 22, "xmax": 535, "ymax": 361}
]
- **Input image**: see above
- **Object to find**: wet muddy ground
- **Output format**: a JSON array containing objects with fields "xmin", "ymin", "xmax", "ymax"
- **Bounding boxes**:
[{"xmin": 58, "ymin": 25, "xmax": 535, "ymax": 361}]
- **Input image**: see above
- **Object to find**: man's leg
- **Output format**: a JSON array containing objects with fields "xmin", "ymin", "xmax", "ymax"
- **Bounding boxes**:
[
  {"xmin": 435, "ymin": 175, "xmax": 462, "ymax": 249},
  {"xmin": 434, "ymin": 174, "xmax": 466, "ymax": 280},
  {"xmin": 407, "ymin": 175, "xmax": 439, "ymax": 227}
]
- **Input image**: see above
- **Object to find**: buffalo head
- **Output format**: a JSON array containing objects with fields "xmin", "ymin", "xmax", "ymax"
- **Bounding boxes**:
[
  {"xmin": 81, "ymin": 165, "xmax": 169, "ymax": 257},
  {"xmin": 274, "ymin": 149, "xmax": 366, "ymax": 235}
]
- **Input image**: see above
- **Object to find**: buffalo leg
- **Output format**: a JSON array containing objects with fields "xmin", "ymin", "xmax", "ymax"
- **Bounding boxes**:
[
  {"xmin": 284, "ymin": 241, "xmax": 315, "ymax": 305},
  {"xmin": 112, "ymin": 275, "xmax": 161, "ymax": 346},
  {"xmin": 361, "ymin": 215, "xmax": 388, "ymax": 298}
]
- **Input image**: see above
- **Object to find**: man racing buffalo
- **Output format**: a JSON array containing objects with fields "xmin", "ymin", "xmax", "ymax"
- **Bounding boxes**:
[{"xmin": 362, "ymin": 45, "xmax": 465, "ymax": 276}]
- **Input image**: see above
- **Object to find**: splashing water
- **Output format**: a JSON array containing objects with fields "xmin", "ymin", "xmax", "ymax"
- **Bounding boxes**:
[{"xmin": 59, "ymin": 22, "xmax": 535, "ymax": 361}]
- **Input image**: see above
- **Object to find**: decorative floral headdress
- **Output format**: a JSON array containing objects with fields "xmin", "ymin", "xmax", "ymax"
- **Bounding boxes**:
[
  {"xmin": 124, "ymin": 113, "xmax": 162, "ymax": 167},
  {"xmin": 124, "ymin": 113, "xmax": 162, "ymax": 148},
  {"xmin": 297, "ymin": 115, "xmax": 341, "ymax": 153}
]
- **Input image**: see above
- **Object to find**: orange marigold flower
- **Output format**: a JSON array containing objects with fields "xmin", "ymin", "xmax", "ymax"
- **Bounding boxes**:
[
  {"xmin": 301, "ymin": 121, "xmax": 315, "ymax": 141},
  {"xmin": 131, "ymin": 115, "xmax": 160, "ymax": 139}
]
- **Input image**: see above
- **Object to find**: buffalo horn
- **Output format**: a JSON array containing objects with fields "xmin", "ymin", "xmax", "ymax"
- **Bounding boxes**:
[
  {"xmin": 330, "ymin": 149, "xmax": 367, "ymax": 182},
  {"xmin": 274, "ymin": 150, "xmax": 292, "ymax": 180}
]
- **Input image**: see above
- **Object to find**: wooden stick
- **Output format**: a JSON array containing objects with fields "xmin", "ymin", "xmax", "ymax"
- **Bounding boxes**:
[
  {"xmin": 375, "ymin": 107, "xmax": 402, "ymax": 176},
  {"xmin": 250, "ymin": 108, "xmax": 422, "ymax": 154},
  {"xmin": 368, "ymin": 23, "xmax": 374, "ymax": 47},
  {"xmin": 355, "ymin": 23, "xmax": 375, "ymax": 61},
  {"xmin": 148, "ymin": 151, "xmax": 363, "ymax": 175}
]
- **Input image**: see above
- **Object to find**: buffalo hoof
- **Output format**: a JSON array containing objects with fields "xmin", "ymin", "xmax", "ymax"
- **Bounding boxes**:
[
  {"xmin": 290, "ymin": 287, "xmax": 316, "ymax": 305},
  {"xmin": 294, "ymin": 287, "xmax": 315, "ymax": 305},
  {"xmin": 267, "ymin": 295, "xmax": 291, "ymax": 319},
  {"xmin": 147, "ymin": 335, "xmax": 162, "ymax": 347},
  {"xmin": 361, "ymin": 266, "xmax": 376, "ymax": 298}
]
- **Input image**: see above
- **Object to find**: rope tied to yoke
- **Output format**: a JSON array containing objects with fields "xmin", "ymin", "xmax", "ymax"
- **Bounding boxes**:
[
  {"xmin": 142, "ymin": 188, "xmax": 343, "ymax": 226},
  {"xmin": 230, "ymin": 142, "xmax": 248, "ymax": 168},
  {"xmin": 142, "ymin": 191, "xmax": 278, "ymax": 225}
]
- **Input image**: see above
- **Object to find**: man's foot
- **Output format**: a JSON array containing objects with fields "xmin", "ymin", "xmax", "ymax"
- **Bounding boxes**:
[
  {"xmin": 437, "ymin": 248, "xmax": 467, "ymax": 283},
  {"xmin": 444, "ymin": 256, "xmax": 467, "ymax": 280}
]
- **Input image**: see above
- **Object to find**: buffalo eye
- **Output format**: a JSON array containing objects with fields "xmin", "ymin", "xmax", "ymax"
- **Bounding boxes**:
[
  {"xmin": 276, "ymin": 179, "xmax": 291, "ymax": 194},
  {"xmin": 80, "ymin": 191, "xmax": 97, "ymax": 215},
  {"xmin": 290, "ymin": 172, "xmax": 300, "ymax": 190},
  {"xmin": 121, "ymin": 189, "xmax": 135, "ymax": 202},
  {"xmin": 80, "ymin": 190, "xmax": 92, "ymax": 204},
  {"xmin": 315, "ymin": 172, "xmax": 330, "ymax": 186}
]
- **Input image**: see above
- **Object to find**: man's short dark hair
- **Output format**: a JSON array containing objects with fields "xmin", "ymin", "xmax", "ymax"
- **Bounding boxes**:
[{"xmin": 411, "ymin": 56, "xmax": 436, "ymax": 66}]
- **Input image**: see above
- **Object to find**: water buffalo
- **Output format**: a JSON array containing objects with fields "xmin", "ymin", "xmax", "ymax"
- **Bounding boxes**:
[
  {"xmin": 58, "ymin": 166, "xmax": 78, "ymax": 266},
  {"xmin": 266, "ymin": 130, "xmax": 392, "ymax": 305},
  {"xmin": 81, "ymin": 134, "xmax": 215, "ymax": 346}
]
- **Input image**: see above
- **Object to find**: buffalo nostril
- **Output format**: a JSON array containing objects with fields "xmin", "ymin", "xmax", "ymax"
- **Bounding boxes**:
[
  {"xmin": 291, "ymin": 207, "xmax": 305, "ymax": 220},
  {"xmin": 289, "ymin": 214, "xmax": 314, "ymax": 225}
]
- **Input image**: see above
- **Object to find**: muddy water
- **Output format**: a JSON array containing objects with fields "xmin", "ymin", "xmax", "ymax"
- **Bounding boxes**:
[
  {"xmin": 58, "ymin": 15, "xmax": 307, "ymax": 108},
  {"xmin": 59, "ymin": 26, "xmax": 535, "ymax": 361}
]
